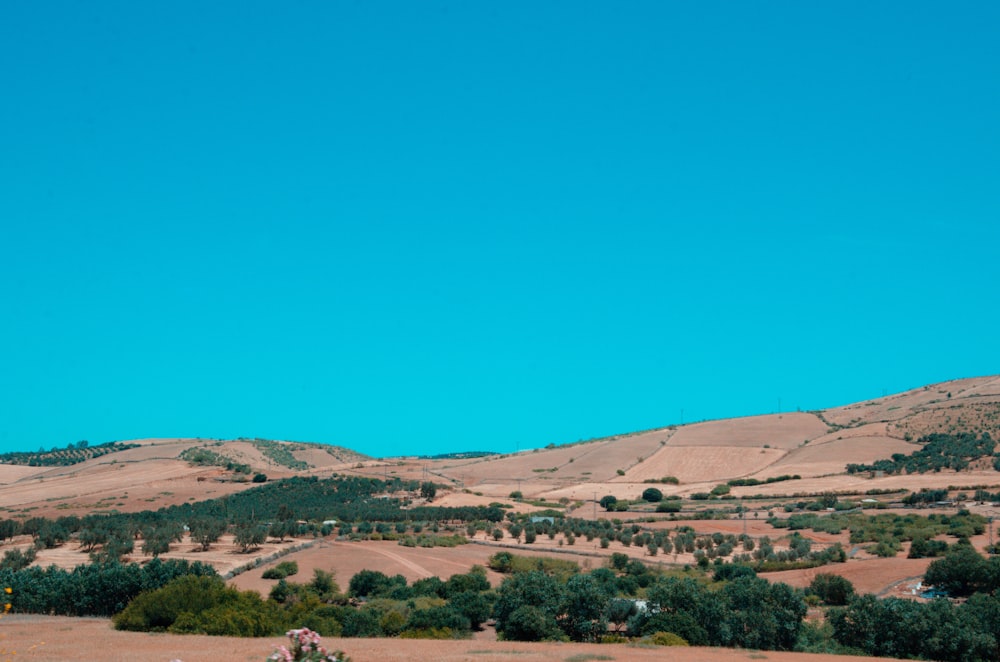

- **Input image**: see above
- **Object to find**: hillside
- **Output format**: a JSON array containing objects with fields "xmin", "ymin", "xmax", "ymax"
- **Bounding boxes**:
[
  {"xmin": 418, "ymin": 375, "xmax": 1000, "ymax": 504},
  {"xmin": 2, "ymin": 376, "xmax": 999, "ymax": 520},
  {"xmin": 0, "ymin": 437, "xmax": 370, "ymax": 516},
  {"xmin": 4, "ymin": 376, "xmax": 1000, "ymax": 662}
]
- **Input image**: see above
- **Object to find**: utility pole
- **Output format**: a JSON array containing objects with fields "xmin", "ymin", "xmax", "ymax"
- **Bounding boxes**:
[{"xmin": 594, "ymin": 492, "xmax": 597, "ymax": 520}]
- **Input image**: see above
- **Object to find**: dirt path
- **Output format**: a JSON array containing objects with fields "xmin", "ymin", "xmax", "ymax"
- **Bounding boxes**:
[{"xmin": 336, "ymin": 541, "xmax": 435, "ymax": 578}]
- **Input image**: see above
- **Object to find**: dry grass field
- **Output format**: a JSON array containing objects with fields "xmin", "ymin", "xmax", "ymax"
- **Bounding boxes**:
[{"xmin": 0, "ymin": 615, "xmax": 897, "ymax": 662}]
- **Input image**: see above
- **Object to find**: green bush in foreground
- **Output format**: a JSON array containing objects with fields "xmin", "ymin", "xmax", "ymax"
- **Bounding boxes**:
[{"xmin": 113, "ymin": 575, "xmax": 281, "ymax": 636}]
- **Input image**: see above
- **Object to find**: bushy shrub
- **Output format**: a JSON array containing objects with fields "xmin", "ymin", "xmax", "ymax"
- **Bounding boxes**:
[
  {"xmin": 113, "ymin": 575, "xmax": 280, "ymax": 636},
  {"xmin": 645, "ymin": 631, "xmax": 690, "ymax": 646},
  {"xmin": 263, "ymin": 561, "xmax": 300, "ymax": 580},
  {"xmin": 641, "ymin": 488, "xmax": 663, "ymax": 503},
  {"xmin": 807, "ymin": 573, "xmax": 855, "ymax": 606}
]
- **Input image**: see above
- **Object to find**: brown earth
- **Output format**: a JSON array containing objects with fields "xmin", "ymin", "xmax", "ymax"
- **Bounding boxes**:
[
  {"xmin": 0, "ymin": 615, "xmax": 895, "ymax": 662},
  {"xmin": 762, "ymin": 557, "xmax": 934, "ymax": 596}
]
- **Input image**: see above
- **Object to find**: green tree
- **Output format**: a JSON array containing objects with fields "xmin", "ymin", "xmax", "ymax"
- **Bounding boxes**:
[
  {"xmin": 560, "ymin": 573, "xmax": 611, "ymax": 641},
  {"xmin": 233, "ymin": 521, "xmax": 266, "ymax": 553},
  {"xmin": 637, "ymin": 577, "xmax": 725, "ymax": 646},
  {"xmin": 504, "ymin": 605, "xmax": 562, "ymax": 642},
  {"xmin": 808, "ymin": 573, "xmax": 854, "ymax": 606},
  {"xmin": 0, "ymin": 519, "xmax": 20, "ymax": 542},
  {"xmin": 189, "ymin": 518, "xmax": 227, "ymax": 552},
  {"xmin": 142, "ymin": 532, "xmax": 172, "ymax": 557},
  {"xmin": 606, "ymin": 598, "xmax": 638, "ymax": 633},
  {"xmin": 406, "ymin": 605, "xmax": 470, "ymax": 635},
  {"xmin": 493, "ymin": 571, "xmax": 564, "ymax": 641},
  {"xmin": 349, "ymin": 569, "xmax": 392, "ymax": 599},
  {"xmin": 443, "ymin": 567, "xmax": 489, "ymax": 597},
  {"xmin": 641, "ymin": 487, "xmax": 663, "ymax": 502},
  {"xmin": 925, "ymin": 545, "xmax": 989, "ymax": 596},
  {"xmin": 722, "ymin": 576, "xmax": 806, "ymax": 650},
  {"xmin": 450, "ymin": 590, "xmax": 492, "ymax": 630}
]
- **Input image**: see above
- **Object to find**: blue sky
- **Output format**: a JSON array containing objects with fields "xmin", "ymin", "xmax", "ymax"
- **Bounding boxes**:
[{"xmin": 1, "ymin": 2, "xmax": 998, "ymax": 457}]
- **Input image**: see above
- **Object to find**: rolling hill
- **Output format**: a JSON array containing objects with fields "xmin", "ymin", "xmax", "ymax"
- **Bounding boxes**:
[{"xmin": 2, "ymin": 375, "xmax": 998, "ymax": 519}]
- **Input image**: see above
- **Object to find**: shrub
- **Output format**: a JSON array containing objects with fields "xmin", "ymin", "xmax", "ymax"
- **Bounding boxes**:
[
  {"xmin": 713, "ymin": 564, "xmax": 756, "ymax": 582},
  {"xmin": 267, "ymin": 627, "xmax": 350, "ymax": 661},
  {"xmin": 263, "ymin": 561, "xmax": 299, "ymax": 580},
  {"xmin": 113, "ymin": 575, "xmax": 279, "ymax": 636},
  {"xmin": 710, "ymin": 484, "xmax": 730, "ymax": 497},
  {"xmin": 807, "ymin": 573, "xmax": 855, "ymax": 606},
  {"xmin": 405, "ymin": 605, "xmax": 470, "ymax": 635},
  {"xmin": 503, "ymin": 605, "xmax": 563, "ymax": 642},
  {"xmin": 641, "ymin": 488, "xmax": 663, "ymax": 503},
  {"xmin": 645, "ymin": 631, "xmax": 690, "ymax": 646}
]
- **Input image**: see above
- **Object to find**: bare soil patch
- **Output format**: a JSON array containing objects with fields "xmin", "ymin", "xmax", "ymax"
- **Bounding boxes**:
[
  {"xmin": 762, "ymin": 557, "xmax": 934, "ymax": 596},
  {"xmin": 618, "ymin": 446, "xmax": 786, "ymax": 484},
  {"xmin": 668, "ymin": 413, "xmax": 829, "ymax": 449}
]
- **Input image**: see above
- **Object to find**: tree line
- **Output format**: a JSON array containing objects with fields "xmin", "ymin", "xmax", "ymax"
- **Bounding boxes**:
[{"xmin": 846, "ymin": 432, "xmax": 996, "ymax": 475}]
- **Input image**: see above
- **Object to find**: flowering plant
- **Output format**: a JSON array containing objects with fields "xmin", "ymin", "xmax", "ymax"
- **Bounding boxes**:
[{"xmin": 267, "ymin": 627, "xmax": 349, "ymax": 662}]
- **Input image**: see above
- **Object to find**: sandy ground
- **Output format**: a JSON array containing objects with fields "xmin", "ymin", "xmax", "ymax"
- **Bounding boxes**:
[
  {"xmin": 616, "ymin": 446, "xmax": 787, "ymax": 484},
  {"xmin": 0, "ymin": 615, "xmax": 894, "ymax": 662}
]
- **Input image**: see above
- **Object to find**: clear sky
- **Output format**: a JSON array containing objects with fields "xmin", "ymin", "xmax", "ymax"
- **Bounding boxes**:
[{"xmin": 1, "ymin": 2, "xmax": 998, "ymax": 457}]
